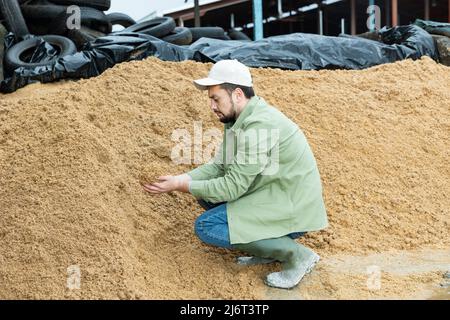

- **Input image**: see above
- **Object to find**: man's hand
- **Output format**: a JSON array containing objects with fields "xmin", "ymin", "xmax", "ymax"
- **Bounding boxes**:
[{"xmin": 142, "ymin": 174, "xmax": 192, "ymax": 195}]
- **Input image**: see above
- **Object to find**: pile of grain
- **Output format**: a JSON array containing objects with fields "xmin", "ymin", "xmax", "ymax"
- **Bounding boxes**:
[{"xmin": 0, "ymin": 56, "xmax": 448, "ymax": 299}]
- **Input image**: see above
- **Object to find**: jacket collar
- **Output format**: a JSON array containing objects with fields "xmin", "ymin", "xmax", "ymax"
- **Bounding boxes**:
[{"xmin": 226, "ymin": 96, "xmax": 262, "ymax": 132}]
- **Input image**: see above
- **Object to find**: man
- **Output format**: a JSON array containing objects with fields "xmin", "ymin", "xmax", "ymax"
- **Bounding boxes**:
[{"xmin": 143, "ymin": 59, "xmax": 328, "ymax": 289}]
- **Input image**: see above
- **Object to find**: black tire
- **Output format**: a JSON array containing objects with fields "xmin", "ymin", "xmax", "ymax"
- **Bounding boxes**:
[
  {"xmin": 67, "ymin": 25, "xmax": 103, "ymax": 49},
  {"xmin": 228, "ymin": 29, "xmax": 251, "ymax": 41},
  {"xmin": 106, "ymin": 31, "xmax": 157, "ymax": 41},
  {"xmin": 0, "ymin": 23, "xmax": 7, "ymax": 81},
  {"xmin": 21, "ymin": 3, "xmax": 66, "ymax": 21},
  {"xmin": 106, "ymin": 12, "xmax": 135, "ymax": 29},
  {"xmin": 356, "ymin": 31, "xmax": 381, "ymax": 42},
  {"xmin": 47, "ymin": 0, "xmax": 110, "ymax": 11},
  {"xmin": 162, "ymin": 27, "xmax": 192, "ymax": 45},
  {"xmin": 5, "ymin": 34, "xmax": 76, "ymax": 71},
  {"xmin": 49, "ymin": 6, "xmax": 111, "ymax": 35},
  {"xmin": 26, "ymin": 21, "xmax": 51, "ymax": 35},
  {"xmin": 0, "ymin": 0, "xmax": 31, "ymax": 19},
  {"xmin": 189, "ymin": 27, "xmax": 228, "ymax": 42},
  {"xmin": 0, "ymin": 0, "xmax": 30, "ymax": 39},
  {"xmin": 120, "ymin": 17, "xmax": 175, "ymax": 38}
]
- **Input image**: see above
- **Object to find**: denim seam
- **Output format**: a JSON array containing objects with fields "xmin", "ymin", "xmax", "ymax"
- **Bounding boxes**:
[{"xmin": 199, "ymin": 221, "xmax": 229, "ymax": 243}]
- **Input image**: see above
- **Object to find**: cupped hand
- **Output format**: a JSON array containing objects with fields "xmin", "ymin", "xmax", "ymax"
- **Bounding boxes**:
[{"xmin": 142, "ymin": 174, "xmax": 191, "ymax": 194}]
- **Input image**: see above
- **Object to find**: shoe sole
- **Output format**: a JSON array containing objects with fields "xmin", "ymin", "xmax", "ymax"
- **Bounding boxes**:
[{"xmin": 305, "ymin": 253, "xmax": 320, "ymax": 275}]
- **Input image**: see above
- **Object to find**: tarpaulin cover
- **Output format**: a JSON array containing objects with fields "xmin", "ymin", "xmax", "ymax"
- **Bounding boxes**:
[
  {"xmin": 191, "ymin": 25, "xmax": 437, "ymax": 69},
  {"xmin": 413, "ymin": 19, "xmax": 450, "ymax": 37},
  {"xmin": 0, "ymin": 33, "xmax": 194, "ymax": 93},
  {"xmin": 0, "ymin": 24, "xmax": 437, "ymax": 93}
]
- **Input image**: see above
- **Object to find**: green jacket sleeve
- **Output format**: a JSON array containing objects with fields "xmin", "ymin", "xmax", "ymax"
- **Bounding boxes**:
[
  {"xmin": 187, "ymin": 142, "xmax": 225, "ymax": 181},
  {"xmin": 189, "ymin": 123, "xmax": 278, "ymax": 203}
]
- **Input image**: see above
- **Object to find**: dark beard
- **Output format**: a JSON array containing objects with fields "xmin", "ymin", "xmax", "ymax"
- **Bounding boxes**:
[
  {"xmin": 219, "ymin": 114, "xmax": 235, "ymax": 123},
  {"xmin": 219, "ymin": 100, "xmax": 237, "ymax": 124}
]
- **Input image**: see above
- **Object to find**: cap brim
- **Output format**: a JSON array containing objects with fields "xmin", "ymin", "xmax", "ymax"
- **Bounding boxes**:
[{"xmin": 193, "ymin": 78, "xmax": 224, "ymax": 90}]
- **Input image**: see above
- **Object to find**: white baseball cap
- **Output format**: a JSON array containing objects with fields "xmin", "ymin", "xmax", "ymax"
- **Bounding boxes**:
[{"xmin": 194, "ymin": 59, "xmax": 253, "ymax": 90}]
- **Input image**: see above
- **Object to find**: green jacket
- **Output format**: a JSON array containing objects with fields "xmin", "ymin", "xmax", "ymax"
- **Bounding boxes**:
[{"xmin": 188, "ymin": 96, "xmax": 328, "ymax": 244}]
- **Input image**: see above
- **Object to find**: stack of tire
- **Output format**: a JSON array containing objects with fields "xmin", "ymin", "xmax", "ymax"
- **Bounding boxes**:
[
  {"xmin": 0, "ymin": 0, "xmax": 252, "ymax": 75},
  {"xmin": 0, "ymin": 0, "xmax": 128, "ymax": 73},
  {"xmin": 116, "ymin": 22, "xmax": 252, "ymax": 45}
]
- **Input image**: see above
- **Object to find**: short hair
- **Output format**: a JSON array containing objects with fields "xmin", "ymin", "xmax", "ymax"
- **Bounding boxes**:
[{"xmin": 219, "ymin": 83, "xmax": 255, "ymax": 99}]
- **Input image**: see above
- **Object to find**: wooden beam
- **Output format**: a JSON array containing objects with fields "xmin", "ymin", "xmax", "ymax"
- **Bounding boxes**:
[
  {"xmin": 392, "ymin": 0, "xmax": 398, "ymax": 26},
  {"xmin": 166, "ymin": 0, "xmax": 249, "ymax": 21},
  {"xmin": 194, "ymin": 0, "xmax": 200, "ymax": 27},
  {"xmin": 424, "ymin": 0, "xmax": 430, "ymax": 20}
]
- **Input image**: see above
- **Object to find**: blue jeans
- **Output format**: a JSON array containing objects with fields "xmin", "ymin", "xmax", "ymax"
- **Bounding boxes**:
[{"xmin": 194, "ymin": 199, "xmax": 305, "ymax": 249}]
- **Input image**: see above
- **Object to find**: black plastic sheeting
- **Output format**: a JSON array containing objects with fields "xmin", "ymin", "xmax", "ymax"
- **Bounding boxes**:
[
  {"xmin": 414, "ymin": 19, "xmax": 450, "ymax": 37},
  {"xmin": 192, "ymin": 25, "xmax": 437, "ymax": 69},
  {"xmin": 0, "ymin": 33, "xmax": 194, "ymax": 93},
  {"xmin": 0, "ymin": 24, "xmax": 437, "ymax": 93}
]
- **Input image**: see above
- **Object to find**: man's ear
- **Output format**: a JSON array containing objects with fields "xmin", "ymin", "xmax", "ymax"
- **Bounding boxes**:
[{"xmin": 235, "ymin": 88, "xmax": 244, "ymax": 101}]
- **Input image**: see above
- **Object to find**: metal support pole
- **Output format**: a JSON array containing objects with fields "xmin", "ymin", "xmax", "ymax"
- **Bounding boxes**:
[
  {"xmin": 341, "ymin": 18, "xmax": 345, "ymax": 34},
  {"xmin": 319, "ymin": 9, "xmax": 323, "ymax": 35},
  {"xmin": 424, "ymin": 0, "xmax": 430, "ymax": 20},
  {"xmin": 194, "ymin": 0, "xmax": 200, "ymax": 27},
  {"xmin": 277, "ymin": 0, "xmax": 283, "ymax": 18},
  {"xmin": 392, "ymin": 0, "xmax": 398, "ymax": 26},
  {"xmin": 253, "ymin": 0, "xmax": 263, "ymax": 40}
]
